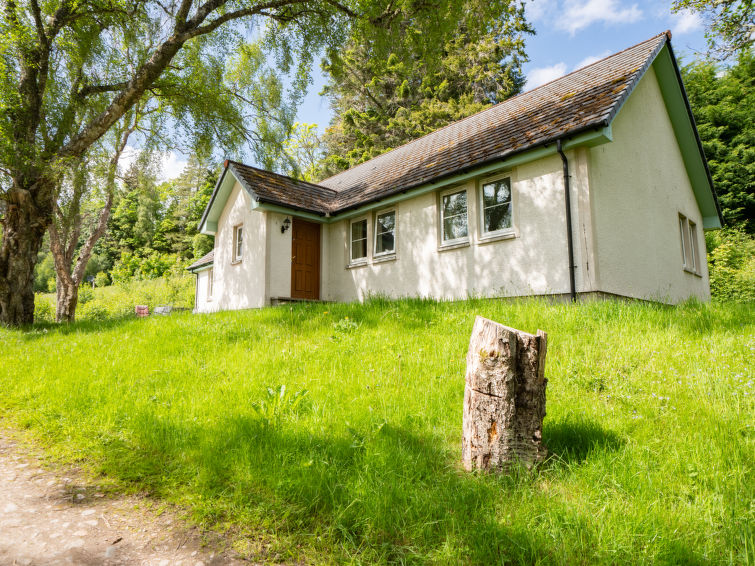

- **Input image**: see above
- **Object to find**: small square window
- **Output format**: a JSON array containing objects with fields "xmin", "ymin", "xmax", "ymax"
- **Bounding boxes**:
[
  {"xmin": 441, "ymin": 189, "xmax": 468, "ymax": 243},
  {"xmin": 232, "ymin": 224, "xmax": 243, "ymax": 263},
  {"xmin": 350, "ymin": 219, "xmax": 368, "ymax": 262},
  {"xmin": 375, "ymin": 210, "xmax": 396, "ymax": 256},
  {"xmin": 480, "ymin": 177, "xmax": 512, "ymax": 235}
]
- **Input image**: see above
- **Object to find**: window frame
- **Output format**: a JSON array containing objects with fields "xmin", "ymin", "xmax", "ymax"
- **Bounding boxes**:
[
  {"xmin": 206, "ymin": 268, "xmax": 213, "ymax": 301},
  {"xmin": 439, "ymin": 186, "xmax": 470, "ymax": 247},
  {"xmin": 679, "ymin": 213, "xmax": 701, "ymax": 276},
  {"xmin": 349, "ymin": 217, "xmax": 369, "ymax": 265},
  {"xmin": 478, "ymin": 174, "xmax": 514, "ymax": 240},
  {"xmin": 373, "ymin": 208, "xmax": 397, "ymax": 258},
  {"xmin": 232, "ymin": 224, "xmax": 243, "ymax": 264}
]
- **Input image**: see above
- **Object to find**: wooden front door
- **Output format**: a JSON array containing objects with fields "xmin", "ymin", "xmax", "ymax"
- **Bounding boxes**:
[{"xmin": 291, "ymin": 218, "xmax": 321, "ymax": 300}]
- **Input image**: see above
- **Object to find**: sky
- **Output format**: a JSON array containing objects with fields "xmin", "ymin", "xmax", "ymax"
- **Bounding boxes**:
[{"xmin": 157, "ymin": 0, "xmax": 711, "ymax": 179}]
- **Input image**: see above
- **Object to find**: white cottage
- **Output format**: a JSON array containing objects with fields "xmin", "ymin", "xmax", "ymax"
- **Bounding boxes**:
[{"xmin": 188, "ymin": 32, "xmax": 722, "ymax": 312}]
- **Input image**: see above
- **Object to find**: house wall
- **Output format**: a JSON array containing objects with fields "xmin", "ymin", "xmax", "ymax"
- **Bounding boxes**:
[
  {"xmin": 195, "ymin": 181, "xmax": 267, "ymax": 313},
  {"xmin": 266, "ymin": 212, "xmax": 293, "ymax": 299},
  {"xmin": 588, "ymin": 66, "xmax": 711, "ymax": 303},
  {"xmin": 193, "ymin": 267, "xmax": 214, "ymax": 313},
  {"xmin": 324, "ymin": 152, "xmax": 596, "ymax": 302}
]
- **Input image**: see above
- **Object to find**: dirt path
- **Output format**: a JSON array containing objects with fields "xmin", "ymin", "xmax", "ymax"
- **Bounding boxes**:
[{"xmin": 0, "ymin": 433, "xmax": 245, "ymax": 566}]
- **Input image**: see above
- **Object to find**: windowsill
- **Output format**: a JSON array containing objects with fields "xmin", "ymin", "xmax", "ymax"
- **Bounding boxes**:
[
  {"xmin": 346, "ymin": 260, "xmax": 368, "ymax": 270},
  {"xmin": 683, "ymin": 267, "xmax": 702, "ymax": 277},
  {"xmin": 231, "ymin": 259, "xmax": 242, "ymax": 265},
  {"xmin": 373, "ymin": 253, "xmax": 397, "ymax": 264},
  {"xmin": 477, "ymin": 231, "xmax": 516, "ymax": 245},
  {"xmin": 438, "ymin": 240, "xmax": 470, "ymax": 252}
]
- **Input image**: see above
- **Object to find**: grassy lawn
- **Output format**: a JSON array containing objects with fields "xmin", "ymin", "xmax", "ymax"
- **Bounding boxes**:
[{"xmin": 1, "ymin": 298, "xmax": 753, "ymax": 564}]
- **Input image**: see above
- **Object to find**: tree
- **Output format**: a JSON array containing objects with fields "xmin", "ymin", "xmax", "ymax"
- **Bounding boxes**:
[
  {"xmin": 672, "ymin": 0, "xmax": 754, "ymax": 58},
  {"xmin": 320, "ymin": 0, "xmax": 531, "ymax": 175},
  {"xmin": 282, "ymin": 122, "xmax": 324, "ymax": 181},
  {"xmin": 682, "ymin": 51, "xmax": 754, "ymax": 232},
  {"xmin": 47, "ymin": 111, "xmax": 139, "ymax": 322},
  {"xmin": 1, "ymin": 0, "xmax": 468, "ymax": 326}
]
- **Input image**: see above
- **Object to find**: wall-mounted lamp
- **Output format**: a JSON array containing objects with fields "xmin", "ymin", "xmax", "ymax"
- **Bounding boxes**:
[{"xmin": 281, "ymin": 217, "xmax": 291, "ymax": 234}]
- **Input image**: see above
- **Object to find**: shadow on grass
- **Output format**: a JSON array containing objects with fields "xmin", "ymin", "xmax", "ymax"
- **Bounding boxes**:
[
  {"xmin": 543, "ymin": 417, "xmax": 623, "ymax": 466},
  {"xmin": 94, "ymin": 412, "xmax": 553, "ymax": 564}
]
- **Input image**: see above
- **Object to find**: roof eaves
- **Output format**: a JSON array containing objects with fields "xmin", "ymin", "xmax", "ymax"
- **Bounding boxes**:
[{"xmin": 198, "ymin": 165, "xmax": 230, "ymax": 232}]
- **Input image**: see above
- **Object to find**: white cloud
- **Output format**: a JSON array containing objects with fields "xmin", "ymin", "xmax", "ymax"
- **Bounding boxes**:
[
  {"xmin": 160, "ymin": 151, "xmax": 188, "ymax": 181},
  {"xmin": 527, "ymin": 63, "xmax": 568, "ymax": 88},
  {"xmin": 525, "ymin": 0, "xmax": 557, "ymax": 21},
  {"xmin": 117, "ymin": 147, "xmax": 188, "ymax": 181},
  {"xmin": 575, "ymin": 50, "xmax": 611, "ymax": 70},
  {"xmin": 671, "ymin": 9, "xmax": 702, "ymax": 35},
  {"xmin": 556, "ymin": 0, "xmax": 642, "ymax": 35}
]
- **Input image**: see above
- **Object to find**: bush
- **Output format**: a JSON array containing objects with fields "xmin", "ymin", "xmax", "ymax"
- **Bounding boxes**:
[
  {"xmin": 94, "ymin": 272, "xmax": 110, "ymax": 288},
  {"xmin": 707, "ymin": 228, "xmax": 755, "ymax": 302},
  {"xmin": 33, "ymin": 296, "xmax": 55, "ymax": 323}
]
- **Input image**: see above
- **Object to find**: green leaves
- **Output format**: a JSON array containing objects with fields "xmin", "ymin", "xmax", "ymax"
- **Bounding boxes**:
[{"xmin": 251, "ymin": 385, "xmax": 311, "ymax": 427}]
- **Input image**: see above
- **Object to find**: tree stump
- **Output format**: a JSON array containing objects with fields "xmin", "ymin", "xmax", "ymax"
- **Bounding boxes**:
[{"xmin": 462, "ymin": 316, "xmax": 548, "ymax": 471}]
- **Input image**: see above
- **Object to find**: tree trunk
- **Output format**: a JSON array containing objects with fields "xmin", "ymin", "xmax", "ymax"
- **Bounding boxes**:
[
  {"xmin": 0, "ymin": 187, "xmax": 50, "ymax": 326},
  {"xmin": 55, "ymin": 278, "xmax": 79, "ymax": 323},
  {"xmin": 461, "ymin": 316, "xmax": 548, "ymax": 471}
]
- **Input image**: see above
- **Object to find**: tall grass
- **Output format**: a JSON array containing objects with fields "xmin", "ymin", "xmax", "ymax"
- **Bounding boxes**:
[{"xmin": 1, "ymin": 298, "xmax": 753, "ymax": 564}]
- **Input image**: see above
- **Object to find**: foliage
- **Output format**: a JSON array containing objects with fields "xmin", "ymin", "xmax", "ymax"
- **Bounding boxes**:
[
  {"xmin": 34, "ymin": 275, "xmax": 194, "ymax": 322},
  {"xmin": 320, "ymin": 0, "xmax": 532, "ymax": 175},
  {"xmin": 672, "ymin": 0, "xmax": 754, "ymax": 57},
  {"xmin": 682, "ymin": 51, "xmax": 754, "ymax": 232},
  {"xmin": 706, "ymin": 228, "xmax": 755, "ymax": 301},
  {"xmin": 5, "ymin": 298, "xmax": 753, "ymax": 563},
  {"xmin": 94, "ymin": 272, "xmax": 110, "ymax": 288},
  {"xmin": 282, "ymin": 123, "xmax": 325, "ymax": 181}
]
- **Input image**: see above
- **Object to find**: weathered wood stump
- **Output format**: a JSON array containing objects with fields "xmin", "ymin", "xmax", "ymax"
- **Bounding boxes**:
[{"xmin": 462, "ymin": 316, "xmax": 548, "ymax": 471}]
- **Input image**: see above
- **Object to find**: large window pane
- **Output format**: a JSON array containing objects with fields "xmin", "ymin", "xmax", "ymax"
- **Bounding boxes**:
[
  {"xmin": 481, "ymin": 178, "xmax": 512, "ymax": 233},
  {"xmin": 442, "ymin": 191, "xmax": 468, "ymax": 242},
  {"xmin": 375, "ymin": 211, "xmax": 395, "ymax": 254},
  {"xmin": 351, "ymin": 219, "xmax": 367, "ymax": 261}
]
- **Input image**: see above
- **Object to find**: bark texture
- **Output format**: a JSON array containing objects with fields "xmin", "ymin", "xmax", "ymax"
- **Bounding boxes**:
[
  {"xmin": 0, "ymin": 184, "xmax": 53, "ymax": 326},
  {"xmin": 461, "ymin": 316, "xmax": 548, "ymax": 471}
]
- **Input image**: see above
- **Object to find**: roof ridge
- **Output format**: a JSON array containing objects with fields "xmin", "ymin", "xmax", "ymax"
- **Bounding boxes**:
[
  {"xmin": 227, "ymin": 160, "xmax": 337, "ymax": 195},
  {"xmin": 320, "ymin": 31, "xmax": 669, "ymax": 186}
]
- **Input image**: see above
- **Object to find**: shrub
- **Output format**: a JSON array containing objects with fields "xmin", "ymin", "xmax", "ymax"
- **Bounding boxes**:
[
  {"xmin": 33, "ymin": 295, "xmax": 55, "ymax": 323},
  {"xmin": 94, "ymin": 272, "xmax": 110, "ymax": 288},
  {"xmin": 707, "ymin": 228, "xmax": 755, "ymax": 302}
]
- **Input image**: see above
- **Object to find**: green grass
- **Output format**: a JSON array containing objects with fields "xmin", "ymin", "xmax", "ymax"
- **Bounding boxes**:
[{"xmin": 1, "ymin": 298, "xmax": 753, "ymax": 564}]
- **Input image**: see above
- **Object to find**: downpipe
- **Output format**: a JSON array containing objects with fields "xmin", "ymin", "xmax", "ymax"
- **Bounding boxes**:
[{"xmin": 556, "ymin": 140, "xmax": 577, "ymax": 302}]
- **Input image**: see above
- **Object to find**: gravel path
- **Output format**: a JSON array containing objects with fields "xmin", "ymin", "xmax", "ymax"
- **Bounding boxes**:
[{"xmin": 0, "ymin": 433, "xmax": 245, "ymax": 566}]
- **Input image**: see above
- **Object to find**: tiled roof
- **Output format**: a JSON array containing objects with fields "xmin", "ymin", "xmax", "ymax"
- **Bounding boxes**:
[
  {"xmin": 187, "ymin": 249, "xmax": 214, "ymax": 270},
  {"xmin": 213, "ymin": 33, "xmax": 670, "ymax": 217},
  {"xmin": 228, "ymin": 163, "xmax": 336, "ymax": 215}
]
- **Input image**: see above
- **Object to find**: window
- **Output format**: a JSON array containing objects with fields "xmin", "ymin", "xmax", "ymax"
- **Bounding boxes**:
[
  {"xmin": 350, "ymin": 219, "xmax": 368, "ymax": 262},
  {"xmin": 374, "ymin": 210, "xmax": 396, "ymax": 256},
  {"xmin": 232, "ymin": 224, "xmax": 243, "ymax": 263},
  {"xmin": 480, "ymin": 177, "xmax": 512, "ymax": 235},
  {"xmin": 440, "ymin": 189, "xmax": 468, "ymax": 243},
  {"xmin": 679, "ymin": 213, "xmax": 701, "ymax": 274},
  {"xmin": 207, "ymin": 268, "xmax": 213, "ymax": 300}
]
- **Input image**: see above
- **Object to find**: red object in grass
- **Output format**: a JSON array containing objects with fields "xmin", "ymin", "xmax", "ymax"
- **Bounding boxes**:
[{"xmin": 135, "ymin": 305, "xmax": 149, "ymax": 317}]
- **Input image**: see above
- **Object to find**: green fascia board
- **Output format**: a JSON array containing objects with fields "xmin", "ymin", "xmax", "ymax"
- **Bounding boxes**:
[
  {"xmin": 199, "ymin": 126, "xmax": 612, "ymax": 230},
  {"xmin": 651, "ymin": 45, "xmax": 723, "ymax": 229},
  {"xmin": 333, "ymin": 127, "xmax": 612, "ymax": 222}
]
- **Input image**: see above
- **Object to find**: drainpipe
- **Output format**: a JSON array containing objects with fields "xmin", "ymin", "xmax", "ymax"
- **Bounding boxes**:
[{"xmin": 556, "ymin": 139, "xmax": 577, "ymax": 302}]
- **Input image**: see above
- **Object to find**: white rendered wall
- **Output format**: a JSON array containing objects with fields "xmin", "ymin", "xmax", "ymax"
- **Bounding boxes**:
[
  {"xmin": 266, "ymin": 212, "xmax": 293, "ymax": 300},
  {"xmin": 588, "ymin": 66, "xmax": 711, "ymax": 303},
  {"xmin": 196, "ymin": 181, "xmax": 267, "ymax": 312},
  {"xmin": 324, "ymin": 152, "xmax": 595, "ymax": 303},
  {"xmin": 193, "ymin": 268, "xmax": 215, "ymax": 313}
]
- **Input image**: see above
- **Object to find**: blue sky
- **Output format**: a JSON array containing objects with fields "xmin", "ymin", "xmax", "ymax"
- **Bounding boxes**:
[{"xmin": 294, "ymin": 0, "xmax": 709, "ymax": 134}]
